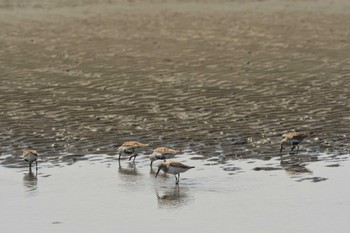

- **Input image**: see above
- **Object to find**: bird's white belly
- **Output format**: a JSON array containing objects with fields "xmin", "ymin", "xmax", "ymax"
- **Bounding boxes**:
[
  {"xmin": 24, "ymin": 155, "xmax": 37, "ymax": 163},
  {"xmin": 167, "ymin": 166, "xmax": 187, "ymax": 174}
]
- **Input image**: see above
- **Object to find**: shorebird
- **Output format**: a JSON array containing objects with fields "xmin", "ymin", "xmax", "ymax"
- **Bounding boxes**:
[
  {"xmin": 117, "ymin": 141, "xmax": 149, "ymax": 162},
  {"xmin": 149, "ymin": 147, "xmax": 180, "ymax": 167},
  {"xmin": 155, "ymin": 161, "xmax": 194, "ymax": 185},
  {"xmin": 280, "ymin": 131, "xmax": 314, "ymax": 153},
  {"xmin": 22, "ymin": 149, "xmax": 38, "ymax": 171}
]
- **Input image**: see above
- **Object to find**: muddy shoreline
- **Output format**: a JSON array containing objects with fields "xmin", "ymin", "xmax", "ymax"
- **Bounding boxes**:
[{"xmin": 0, "ymin": 0, "xmax": 349, "ymax": 167}]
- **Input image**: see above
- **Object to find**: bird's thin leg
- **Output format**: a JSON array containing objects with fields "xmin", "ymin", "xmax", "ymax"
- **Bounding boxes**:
[
  {"xmin": 296, "ymin": 146, "xmax": 300, "ymax": 154},
  {"xmin": 127, "ymin": 148, "xmax": 135, "ymax": 161},
  {"xmin": 291, "ymin": 145, "xmax": 295, "ymax": 151},
  {"xmin": 129, "ymin": 153, "xmax": 137, "ymax": 162},
  {"xmin": 175, "ymin": 174, "xmax": 180, "ymax": 185},
  {"xmin": 150, "ymin": 161, "xmax": 153, "ymax": 167},
  {"xmin": 118, "ymin": 153, "xmax": 121, "ymax": 161},
  {"xmin": 35, "ymin": 160, "xmax": 38, "ymax": 171},
  {"xmin": 279, "ymin": 145, "xmax": 284, "ymax": 158},
  {"xmin": 174, "ymin": 175, "xmax": 178, "ymax": 184}
]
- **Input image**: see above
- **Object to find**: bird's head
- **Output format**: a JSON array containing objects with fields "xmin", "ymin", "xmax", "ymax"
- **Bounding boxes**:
[
  {"xmin": 116, "ymin": 146, "xmax": 124, "ymax": 154},
  {"xmin": 155, "ymin": 163, "xmax": 166, "ymax": 179},
  {"xmin": 149, "ymin": 153, "xmax": 157, "ymax": 162}
]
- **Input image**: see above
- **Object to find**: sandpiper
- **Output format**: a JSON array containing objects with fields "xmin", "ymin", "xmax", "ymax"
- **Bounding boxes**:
[
  {"xmin": 149, "ymin": 147, "xmax": 180, "ymax": 167},
  {"xmin": 280, "ymin": 131, "xmax": 314, "ymax": 153},
  {"xmin": 117, "ymin": 141, "xmax": 149, "ymax": 162},
  {"xmin": 155, "ymin": 161, "xmax": 194, "ymax": 185},
  {"xmin": 22, "ymin": 149, "xmax": 38, "ymax": 171}
]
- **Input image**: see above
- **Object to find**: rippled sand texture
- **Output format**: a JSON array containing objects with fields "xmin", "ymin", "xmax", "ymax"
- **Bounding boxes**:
[{"xmin": 0, "ymin": 0, "xmax": 349, "ymax": 164}]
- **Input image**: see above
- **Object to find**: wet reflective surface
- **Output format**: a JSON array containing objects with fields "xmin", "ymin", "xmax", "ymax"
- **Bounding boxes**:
[
  {"xmin": 1, "ymin": 153, "xmax": 350, "ymax": 232},
  {"xmin": 0, "ymin": 0, "xmax": 350, "ymax": 232}
]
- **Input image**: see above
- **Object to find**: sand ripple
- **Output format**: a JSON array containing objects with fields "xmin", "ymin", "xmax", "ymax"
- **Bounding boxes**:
[{"xmin": 0, "ymin": 0, "xmax": 349, "ymax": 167}]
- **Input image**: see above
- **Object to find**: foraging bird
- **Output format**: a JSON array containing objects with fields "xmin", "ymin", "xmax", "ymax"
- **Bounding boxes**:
[
  {"xmin": 117, "ymin": 141, "xmax": 149, "ymax": 162},
  {"xmin": 22, "ymin": 149, "xmax": 38, "ymax": 171},
  {"xmin": 280, "ymin": 131, "xmax": 313, "ymax": 153},
  {"xmin": 155, "ymin": 161, "xmax": 194, "ymax": 185},
  {"xmin": 149, "ymin": 147, "xmax": 180, "ymax": 167}
]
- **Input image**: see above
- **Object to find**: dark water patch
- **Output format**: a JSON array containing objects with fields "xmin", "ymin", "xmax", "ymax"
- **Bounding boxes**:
[
  {"xmin": 285, "ymin": 165, "xmax": 312, "ymax": 174},
  {"xmin": 190, "ymin": 156, "xmax": 205, "ymax": 160},
  {"xmin": 296, "ymin": 177, "xmax": 328, "ymax": 183},
  {"xmin": 253, "ymin": 167, "xmax": 282, "ymax": 171},
  {"xmin": 325, "ymin": 164, "xmax": 340, "ymax": 168},
  {"xmin": 204, "ymin": 162, "xmax": 220, "ymax": 166},
  {"xmin": 51, "ymin": 222, "xmax": 62, "ymax": 225}
]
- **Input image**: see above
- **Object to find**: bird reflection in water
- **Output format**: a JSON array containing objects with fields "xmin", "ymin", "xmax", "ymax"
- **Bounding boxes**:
[
  {"xmin": 117, "ymin": 160, "xmax": 140, "ymax": 176},
  {"xmin": 149, "ymin": 165, "xmax": 158, "ymax": 175},
  {"xmin": 280, "ymin": 155, "xmax": 313, "ymax": 176},
  {"xmin": 155, "ymin": 185, "xmax": 193, "ymax": 208},
  {"xmin": 23, "ymin": 170, "xmax": 38, "ymax": 193}
]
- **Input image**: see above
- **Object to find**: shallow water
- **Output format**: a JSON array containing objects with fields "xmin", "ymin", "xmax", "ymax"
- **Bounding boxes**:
[
  {"xmin": 1, "ymin": 152, "xmax": 350, "ymax": 233},
  {"xmin": 0, "ymin": 0, "xmax": 350, "ymax": 232}
]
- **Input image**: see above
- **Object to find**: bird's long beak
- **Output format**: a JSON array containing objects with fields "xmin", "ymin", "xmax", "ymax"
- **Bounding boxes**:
[{"xmin": 155, "ymin": 167, "xmax": 161, "ymax": 179}]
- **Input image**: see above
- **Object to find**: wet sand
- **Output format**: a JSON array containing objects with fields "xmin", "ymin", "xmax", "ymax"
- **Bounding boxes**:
[
  {"xmin": 1, "ymin": 0, "xmax": 349, "ymax": 160},
  {"xmin": 0, "ymin": 0, "xmax": 350, "ymax": 232}
]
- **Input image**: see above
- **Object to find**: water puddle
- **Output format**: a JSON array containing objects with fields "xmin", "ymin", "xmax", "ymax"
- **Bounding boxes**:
[{"xmin": 1, "ymin": 152, "xmax": 349, "ymax": 232}]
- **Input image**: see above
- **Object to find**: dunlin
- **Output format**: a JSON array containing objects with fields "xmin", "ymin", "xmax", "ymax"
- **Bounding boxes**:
[
  {"xmin": 280, "ymin": 131, "xmax": 313, "ymax": 153},
  {"xmin": 117, "ymin": 141, "xmax": 149, "ymax": 162},
  {"xmin": 155, "ymin": 161, "xmax": 194, "ymax": 185},
  {"xmin": 22, "ymin": 149, "xmax": 38, "ymax": 171},
  {"xmin": 149, "ymin": 147, "xmax": 180, "ymax": 167}
]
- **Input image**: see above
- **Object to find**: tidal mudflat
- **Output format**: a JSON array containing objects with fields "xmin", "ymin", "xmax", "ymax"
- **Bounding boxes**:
[{"xmin": 0, "ymin": 0, "xmax": 350, "ymax": 232}]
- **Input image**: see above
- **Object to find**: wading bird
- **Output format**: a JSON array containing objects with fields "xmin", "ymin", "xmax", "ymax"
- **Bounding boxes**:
[
  {"xmin": 280, "ymin": 131, "xmax": 313, "ymax": 153},
  {"xmin": 149, "ymin": 147, "xmax": 180, "ymax": 167},
  {"xmin": 117, "ymin": 141, "xmax": 149, "ymax": 162},
  {"xmin": 155, "ymin": 161, "xmax": 194, "ymax": 185},
  {"xmin": 22, "ymin": 149, "xmax": 38, "ymax": 171}
]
